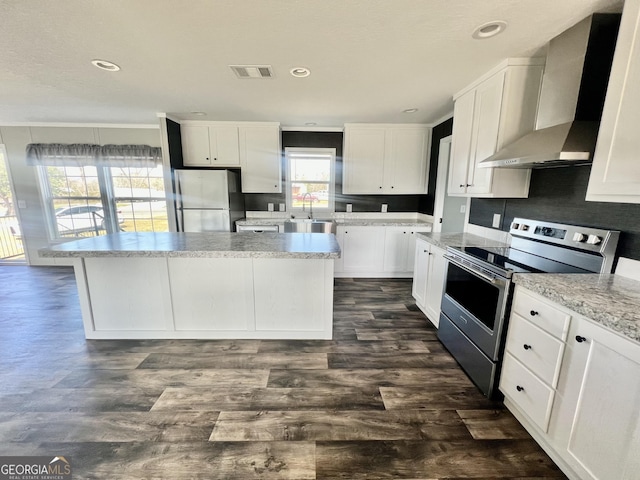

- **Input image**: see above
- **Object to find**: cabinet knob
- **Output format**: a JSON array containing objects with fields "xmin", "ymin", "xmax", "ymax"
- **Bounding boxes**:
[
  {"xmin": 530, "ymin": 310, "xmax": 538, "ymax": 316},
  {"xmin": 391, "ymin": 186, "xmax": 394, "ymax": 189},
  {"xmin": 516, "ymin": 385, "xmax": 525, "ymax": 392},
  {"xmin": 423, "ymin": 250, "xmax": 427, "ymax": 253},
  {"xmin": 379, "ymin": 186, "xmax": 382, "ymax": 189},
  {"xmin": 206, "ymin": 157, "xmax": 210, "ymax": 161},
  {"xmin": 459, "ymin": 184, "xmax": 465, "ymax": 188},
  {"xmin": 523, "ymin": 344, "xmax": 532, "ymax": 350},
  {"xmin": 213, "ymin": 157, "xmax": 217, "ymax": 161},
  {"xmin": 575, "ymin": 335, "xmax": 587, "ymax": 343}
]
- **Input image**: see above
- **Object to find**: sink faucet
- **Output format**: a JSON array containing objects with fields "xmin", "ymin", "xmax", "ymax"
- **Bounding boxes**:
[{"xmin": 302, "ymin": 193, "xmax": 314, "ymax": 219}]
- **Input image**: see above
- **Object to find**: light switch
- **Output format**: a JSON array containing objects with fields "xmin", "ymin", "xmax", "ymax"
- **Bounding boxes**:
[
  {"xmin": 279, "ymin": 203, "xmax": 286, "ymax": 212},
  {"xmin": 17, "ymin": 200, "xmax": 27, "ymax": 209},
  {"xmin": 492, "ymin": 214, "xmax": 501, "ymax": 228},
  {"xmin": 267, "ymin": 203, "xmax": 274, "ymax": 212}
]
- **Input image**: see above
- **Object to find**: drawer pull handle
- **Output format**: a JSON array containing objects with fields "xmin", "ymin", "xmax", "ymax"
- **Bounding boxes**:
[
  {"xmin": 523, "ymin": 344, "xmax": 532, "ymax": 350},
  {"xmin": 530, "ymin": 310, "xmax": 539, "ymax": 316},
  {"xmin": 516, "ymin": 385, "xmax": 525, "ymax": 392},
  {"xmin": 575, "ymin": 335, "xmax": 587, "ymax": 343}
]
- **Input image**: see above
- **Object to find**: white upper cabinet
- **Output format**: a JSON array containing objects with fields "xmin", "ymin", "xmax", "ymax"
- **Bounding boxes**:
[
  {"xmin": 587, "ymin": 0, "xmax": 640, "ymax": 203},
  {"xmin": 181, "ymin": 123, "xmax": 240, "ymax": 167},
  {"xmin": 448, "ymin": 59, "xmax": 544, "ymax": 198},
  {"xmin": 238, "ymin": 124, "xmax": 282, "ymax": 194},
  {"xmin": 343, "ymin": 124, "xmax": 431, "ymax": 194}
]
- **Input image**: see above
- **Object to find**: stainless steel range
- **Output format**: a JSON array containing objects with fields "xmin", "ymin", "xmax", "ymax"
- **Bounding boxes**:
[{"xmin": 437, "ymin": 218, "xmax": 619, "ymax": 398}]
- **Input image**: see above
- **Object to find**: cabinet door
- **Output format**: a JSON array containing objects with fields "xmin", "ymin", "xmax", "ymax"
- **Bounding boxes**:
[
  {"xmin": 383, "ymin": 227, "xmax": 410, "ymax": 272},
  {"xmin": 386, "ymin": 128, "xmax": 429, "ymax": 193},
  {"xmin": 551, "ymin": 316, "xmax": 640, "ymax": 480},
  {"xmin": 405, "ymin": 228, "xmax": 432, "ymax": 271},
  {"xmin": 181, "ymin": 125, "xmax": 212, "ymax": 166},
  {"xmin": 343, "ymin": 127, "xmax": 386, "ymax": 194},
  {"xmin": 423, "ymin": 245, "xmax": 446, "ymax": 326},
  {"xmin": 239, "ymin": 125, "xmax": 281, "ymax": 193},
  {"xmin": 341, "ymin": 226, "xmax": 385, "ymax": 272},
  {"xmin": 448, "ymin": 90, "xmax": 475, "ymax": 195},
  {"xmin": 466, "ymin": 71, "xmax": 505, "ymax": 195},
  {"xmin": 587, "ymin": 0, "xmax": 640, "ymax": 203},
  {"xmin": 210, "ymin": 126, "xmax": 240, "ymax": 166},
  {"xmin": 412, "ymin": 239, "xmax": 430, "ymax": 308}
]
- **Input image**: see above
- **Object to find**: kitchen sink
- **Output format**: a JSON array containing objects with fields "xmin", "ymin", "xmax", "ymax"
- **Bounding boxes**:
[{"xmin": 283, "ymin": 219, "xmax": 336, "ymax": 234}]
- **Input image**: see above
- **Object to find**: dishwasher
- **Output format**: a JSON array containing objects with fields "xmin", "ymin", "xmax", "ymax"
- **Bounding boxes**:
[{"xmin": 236, "ymin": 224, "xmax": 280, "ymax": 233}]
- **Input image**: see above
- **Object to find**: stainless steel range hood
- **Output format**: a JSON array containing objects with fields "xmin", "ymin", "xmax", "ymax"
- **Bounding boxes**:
[{"xmin": 479, "ymin": 14, "xmax": 620, "ymax": 169}]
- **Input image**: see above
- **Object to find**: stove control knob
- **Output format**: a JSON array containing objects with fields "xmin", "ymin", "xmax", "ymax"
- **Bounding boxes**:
[
  {"xmin": 573, "ymin": 232, "xmax": 586, "ymax": 242},
  {"xmin": 512, "ymin": 222, "xmax": 520, "ymax": 230},
  {"xmin": 519, "ymin": 224, "xmax": 529, "ymax": 231},
  {"xmin": 586, "ymin": 235, "xmax": 602, "ymax": 245}
]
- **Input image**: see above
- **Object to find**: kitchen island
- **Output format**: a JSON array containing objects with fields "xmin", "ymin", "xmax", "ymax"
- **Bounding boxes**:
[{"xmin": 41, "ymin": 232, "xmax": 340, "ymax": 340}]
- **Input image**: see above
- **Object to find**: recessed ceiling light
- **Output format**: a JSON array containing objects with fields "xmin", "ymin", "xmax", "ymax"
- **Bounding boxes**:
[
  {"xmin": 305, "ymin": 122, "xmax": 317, "ymax": 126},
  {"xmin": 91, "ymin": 59, "xmax": 120, "ymax": 71},
  {"xmin": 403, "ymin": 108, "xmax": 419, "ymax": 113},
  {"xmin": 472, "ymin": 21, "xmax": 507, "ymax": 39},
  {"xmin": 191, "ymin": 112, "xmax": 206, "ymax": 116},
  {"xmin": 290, "ymin": 67, "xmax": 311, "ymax": 78}
]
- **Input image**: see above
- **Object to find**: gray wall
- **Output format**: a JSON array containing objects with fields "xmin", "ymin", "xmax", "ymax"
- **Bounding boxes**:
[{"xmin": 469, "ymin": 165, "xmax": 640, "ymax": 261}]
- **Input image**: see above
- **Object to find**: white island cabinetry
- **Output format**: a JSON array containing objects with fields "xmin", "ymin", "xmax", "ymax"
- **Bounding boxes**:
[
  {"xmin": 501, "ymin": 285, "xmax": 640, "ymax": 480},
  {"xmin": 42, "ymin": 232, "xmax": 338, "ymax": 340}
]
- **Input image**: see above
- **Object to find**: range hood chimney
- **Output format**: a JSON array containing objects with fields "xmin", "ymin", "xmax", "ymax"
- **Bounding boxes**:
[{"xmin": 479, "ymin": 13, "xmax": 620, "ymax": 169}]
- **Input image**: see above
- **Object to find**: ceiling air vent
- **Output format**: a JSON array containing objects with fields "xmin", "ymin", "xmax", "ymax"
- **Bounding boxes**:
[{"xmin": 229, "ymin": 65, "xmax": 274, "ymax": 79}]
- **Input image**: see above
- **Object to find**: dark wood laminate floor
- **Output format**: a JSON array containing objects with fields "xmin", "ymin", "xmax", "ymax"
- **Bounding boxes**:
[{"xmin": 0, "ymin": 266, "xmax": 567, "ymax": 479}]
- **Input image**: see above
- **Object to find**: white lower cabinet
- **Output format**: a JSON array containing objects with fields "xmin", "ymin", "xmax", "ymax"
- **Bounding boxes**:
[
  {"xmin": 335, "ymin": 225, "xmax": 431, "ymax": 278},
  {"xmin": 502, "ymin": 286, "xmax": 640, "ymax": 480},
  {"xmin": 338, "ymin": 226, "xmax": 385, "ymax": 274},
  {"xmin": 383, "ymin": 227, "xmax": 432, "ymax": 273},
  {"xmin": 411, "ymin": 238, "xmax": 446, "ymax": 326}
]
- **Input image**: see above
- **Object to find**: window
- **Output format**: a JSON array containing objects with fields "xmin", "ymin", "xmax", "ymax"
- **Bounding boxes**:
[
  {"xmin": 30, "ymin": 144, "xmax": 167, "ymax": 239},
  {"xmin": 286, "ymin": 147, "xmax": 336, "ymax": 216}
]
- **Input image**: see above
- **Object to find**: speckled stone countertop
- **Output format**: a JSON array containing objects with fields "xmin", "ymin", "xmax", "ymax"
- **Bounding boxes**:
[
  {"xmin": 514, "ymin": 273, "xmax": 640, "ymax": 344},
  {"xmin": 416, "ymin": 232, "xmax": 510, "ymax": 249},
  {"xmin": 236, "ymin": 218, "xmax": 433, "ymax": 228},
  {"xmin": 40, "ymin": 232, "xmax": 341, "ymax": 259}
]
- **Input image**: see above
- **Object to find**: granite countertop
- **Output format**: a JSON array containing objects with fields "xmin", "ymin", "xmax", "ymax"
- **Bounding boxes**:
[
  {"xmin": 514, "ymin": 273, "xmax": 640, "ymax": 344},
  {"xmin": 416, "ymin": 232, "xmax": 510, "ymax": 249},
  {"xmin": 40, "ymin": 232, "xmax": 341, "ymax": 259},
  {"xmin": 236, "ymin": 218, "xmax": 433, "ymax": 228}
]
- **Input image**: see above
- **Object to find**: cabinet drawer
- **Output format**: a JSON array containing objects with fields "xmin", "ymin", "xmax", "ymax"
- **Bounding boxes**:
[
  {"xmin": 500, "ymin": 352, "xmax": 555, "ymax": 432},
  {"xmin": 506, "ymin": 313, "xmax": 565, "ymax": 387},
  {"xmin": 512, "ymin": 288, "xmax": 570, "ymax": 340}
]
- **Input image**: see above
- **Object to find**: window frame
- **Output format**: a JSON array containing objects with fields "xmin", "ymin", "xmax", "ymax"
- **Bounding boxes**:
[
  {"xmin": 285, "ymin": 147, "xmax": 336, "ymax": 217},
  {"xmin": 38, "ymin": 163, "xmax": 167, "ymax": 241}
]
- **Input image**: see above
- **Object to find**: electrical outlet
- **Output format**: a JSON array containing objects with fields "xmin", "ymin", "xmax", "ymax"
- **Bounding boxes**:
[
  {"xmin": 267, "ymin": 203, "xmax": 274, "ymax": 212},
  {"xmin": 460, "ymin": 205, "xmax": 466, "ymax": 214},
  {"xmin": 346, "ymin": 204, "xmax": 352, "ymax": 213},
  {"xmin": 492, "ymin": 213, "xmax": 501, "ymax": 228},
  {"xmin": 381, "ymin": 204, "xmax": 388, "ymax": 213},
  {"xmin": 279, "ymin": 203, "xmax": 286, "ymax": 212}
]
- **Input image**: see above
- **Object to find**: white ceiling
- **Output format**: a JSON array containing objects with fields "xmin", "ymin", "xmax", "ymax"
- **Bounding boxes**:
[{"xmin": 0, "ymin": 0, "xmax": 623, "ymax": 127}]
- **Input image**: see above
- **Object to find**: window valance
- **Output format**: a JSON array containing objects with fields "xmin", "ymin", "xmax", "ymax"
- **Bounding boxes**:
[{"xmin": 26, "ymin": 143, "xmax": 162, "ymax": 167}]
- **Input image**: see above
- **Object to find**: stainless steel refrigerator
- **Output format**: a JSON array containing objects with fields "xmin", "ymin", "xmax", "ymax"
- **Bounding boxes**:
[{"xmin": 174, "ymin": 169, "xmax": 245, "ymax": 232}]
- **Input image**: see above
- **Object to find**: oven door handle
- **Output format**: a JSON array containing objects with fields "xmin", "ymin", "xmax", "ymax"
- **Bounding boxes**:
[{"xmin": 444, "ymin": 255, "xmax": 498, "ymax": 284}]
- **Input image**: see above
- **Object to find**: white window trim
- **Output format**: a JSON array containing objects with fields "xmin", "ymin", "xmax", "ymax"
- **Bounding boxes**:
[{"xmin": 285, "ymin": 147, "xmax": 336, "ymax": 217}]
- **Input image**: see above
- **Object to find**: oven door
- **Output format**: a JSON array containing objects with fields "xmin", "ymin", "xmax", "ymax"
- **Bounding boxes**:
[{"xmin": 440, "ymin": 255, "xmax": 511, "ymax": 361}]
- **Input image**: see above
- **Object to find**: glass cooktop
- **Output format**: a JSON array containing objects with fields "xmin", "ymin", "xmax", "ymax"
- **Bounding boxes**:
[{"xmin": 453, "ymin": 246, "xmax": 592, "ymax": 275}]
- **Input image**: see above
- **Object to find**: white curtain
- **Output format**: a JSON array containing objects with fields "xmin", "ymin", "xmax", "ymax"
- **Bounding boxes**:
[{"xmin": 26, "ymin": 143, "xmax": 162, "ymax": 167}]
